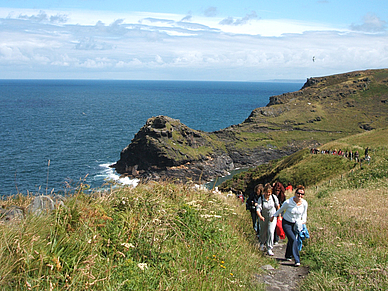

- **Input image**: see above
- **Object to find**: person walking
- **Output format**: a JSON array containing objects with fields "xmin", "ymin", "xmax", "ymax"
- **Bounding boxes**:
[
  {"xmin": 273, "ymin": 181, "xmax": 286, "ymax": 245},
  {"xmin": 270, "ymin": 185, "xmax": 308, "ymax": 266},
  {"xmin": 246, "ymin": 184, "xmax": 263, "ymax": 238},
  {"xmin": 257, "ymin": 184, "xmax": 280, "ymax": 256}
]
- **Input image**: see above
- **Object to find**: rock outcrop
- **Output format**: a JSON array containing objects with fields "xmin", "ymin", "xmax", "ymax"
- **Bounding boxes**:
[{"xmin": 111, "ymin": 116, "xmax": 234, "ymax": 182}]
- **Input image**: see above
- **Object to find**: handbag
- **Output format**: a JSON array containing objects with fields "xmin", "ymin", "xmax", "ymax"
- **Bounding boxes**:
[{"xmin": 276, "ymin": 218, "xmax": 286, "ymax": 239}]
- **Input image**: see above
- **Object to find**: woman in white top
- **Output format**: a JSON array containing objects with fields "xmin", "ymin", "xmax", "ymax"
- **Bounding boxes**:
[
  {"xmin": 270, "ymin": 185, "xmax": 308, "ymax": 266},
  {"xmin": 256, "ymin": 184, "xmax": 280, "ymax": 256}
]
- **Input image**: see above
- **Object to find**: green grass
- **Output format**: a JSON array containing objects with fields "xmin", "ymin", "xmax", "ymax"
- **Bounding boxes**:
[{"xmin": 0, "ymin": 182, "xmax": 271, "ymax": 290}]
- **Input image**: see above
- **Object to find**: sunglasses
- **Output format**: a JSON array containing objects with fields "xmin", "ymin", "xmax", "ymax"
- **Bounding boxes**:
[{"xmin": 296, "ymin": 192, "xmax": 305, "ymax": 196}]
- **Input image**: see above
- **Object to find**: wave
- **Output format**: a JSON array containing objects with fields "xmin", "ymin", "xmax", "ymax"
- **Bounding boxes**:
[{"xmin": 95, "ymin": 163, "xmax": 140, "ymax": 188}]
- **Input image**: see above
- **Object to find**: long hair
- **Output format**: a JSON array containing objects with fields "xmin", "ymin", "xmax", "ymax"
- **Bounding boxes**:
[{"xmin": 254, "ymin": 184, "xmax": 264, "ymax": 195}]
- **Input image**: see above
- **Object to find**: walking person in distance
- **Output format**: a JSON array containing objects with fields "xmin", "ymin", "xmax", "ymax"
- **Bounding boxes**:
[{"xmin": 246, "ymin": 184, "xmax": 263, "ymax": 238}]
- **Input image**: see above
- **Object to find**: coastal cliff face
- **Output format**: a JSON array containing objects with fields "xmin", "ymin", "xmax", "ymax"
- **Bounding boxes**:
[
  {"xmin": 112, "ymin": 115, "xmax": 234, "ymax": 182},
  {"xmin": 112, "ymin": 69, "xmax": 388, "ymax": 183}
]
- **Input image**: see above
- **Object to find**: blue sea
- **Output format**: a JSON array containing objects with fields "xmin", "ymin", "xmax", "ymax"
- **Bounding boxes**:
[{"xmin": 0, "ymin": 80, "xmax": 303, "ymax": 196}]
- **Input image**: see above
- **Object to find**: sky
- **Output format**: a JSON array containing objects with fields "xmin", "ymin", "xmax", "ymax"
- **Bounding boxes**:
[{"xmin": 0, "ymin": 0, "xmax": 387, "ymax": 81}]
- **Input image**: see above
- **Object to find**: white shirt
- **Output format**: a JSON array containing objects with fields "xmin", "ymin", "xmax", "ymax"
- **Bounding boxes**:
[
  {"xmin": 256, "ymin": 194, "xmax": 279, "ymax": 218},
  {"xmin": 273, "ymin": 197, "xmax": 308, "ymax": 224}
]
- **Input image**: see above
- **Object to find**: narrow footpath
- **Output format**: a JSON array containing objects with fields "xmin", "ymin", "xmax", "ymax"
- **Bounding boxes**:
[{"xmin": 255, "ymin": 240, "xmax": 309, "ymax": 291}]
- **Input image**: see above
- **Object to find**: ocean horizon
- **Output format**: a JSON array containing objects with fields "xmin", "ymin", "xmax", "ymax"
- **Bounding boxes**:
[{"xmin": 0, "ymin": 80, "xmax": 303, "ymax": 196}]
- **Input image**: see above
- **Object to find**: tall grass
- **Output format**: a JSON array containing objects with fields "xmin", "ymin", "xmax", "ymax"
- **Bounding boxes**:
[{"xmin": 0, "ymin": 182, "xmax": 270, "ymax": 290}]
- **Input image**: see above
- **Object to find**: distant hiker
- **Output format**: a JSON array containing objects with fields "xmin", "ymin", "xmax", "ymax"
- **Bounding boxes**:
[
  {"xmin": 257, "ymin": 184, "xmax": 280, "ymax": 256},
  {"xmin": 246, "ymin": 184, "xmax": 263, "ymax": 238},
  {"xmin": 271, "ymin": 185, "xmax": 308, "ymax": 267},
  {"xmin": 273, "ymin": 182, "xmax": 286, "ymax": 205},
  {"xmin": 365, "ymin": 147, "xmax": 369, "ymax": 158},
  {"xmin": 355, "ymin": 151, "xmax": 360, "ymax": 162},
  {"xmin": 272, "ymin": 181, "xmax": 286, "ymax": 244},
  {"xmin": 285, "ymin": 183, "xmax": 293, "ymax": 192},
  {"xmin": 237, "ymin": 191, "xmax": 244, "ymax": 203}
]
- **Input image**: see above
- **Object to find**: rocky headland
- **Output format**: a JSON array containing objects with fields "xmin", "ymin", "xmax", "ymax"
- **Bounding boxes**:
[{"xmin": 111, "ymin": 68, "xmax": 388, "ymax": 183}]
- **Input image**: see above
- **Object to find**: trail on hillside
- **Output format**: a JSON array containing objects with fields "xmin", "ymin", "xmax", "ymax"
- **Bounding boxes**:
[{"xmin": 255, "ymin": 240, "xmax": 309, "ymax": 290}]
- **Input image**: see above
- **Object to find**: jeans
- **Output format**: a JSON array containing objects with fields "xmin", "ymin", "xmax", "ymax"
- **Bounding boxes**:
[
  {"xmin": 250, "ymin": 210, "xmax": 259, "ymax": 234},
  {"xmin": 282, "ymin": 219, "xmax": 300, "ymax": 263}
]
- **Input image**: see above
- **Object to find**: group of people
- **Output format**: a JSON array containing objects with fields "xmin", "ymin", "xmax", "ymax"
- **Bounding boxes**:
[
  {"xmin": 246, "ymin": 182, "xmax": 308, "ymax": 267},
  {"xmin": 310, "ymin": 147, "xmax": 371, "ymax": 163}
]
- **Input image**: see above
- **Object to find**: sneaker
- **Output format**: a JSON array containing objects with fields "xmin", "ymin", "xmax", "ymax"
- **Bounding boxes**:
[
  {"xmin": 260, "ymin": 244, "xmax": 265, "ymax": 251},
  {"xmin": 274, "ymin": 242, "xmax": 279, "ymax": 245},
  {"xmin": 295, "ymin": 262, "xmax": 301, "ymax": 267},
  {"xmin": 285, "ymin": 257, "xmax": 292, "ymax": 261},
  {"xmin": 267, "ymin": 249, "xmax": 274, "ymax": 256}
]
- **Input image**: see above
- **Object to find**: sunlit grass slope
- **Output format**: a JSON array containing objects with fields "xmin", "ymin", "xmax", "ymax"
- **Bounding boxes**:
[
  {"xmin": 301, "ymin": 129, "xmax": 388, "ymax": 290},
  {"xmin": 0, "ymin": 182, "xmax": 270, "ymax": 290}
]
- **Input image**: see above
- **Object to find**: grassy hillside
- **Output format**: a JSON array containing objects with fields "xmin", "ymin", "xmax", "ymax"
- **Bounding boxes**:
[
  {"xmin": 219, "ymin": 127, "xmax": 388, "ymax": 195},
  {"xmin": 0, "ymin": 182, "xmax": 270, "ymax": 290},
  {"xmin": 300, "ymin": 129, "xmax": 388, "ymax": 290},
  {"xmin": 216, "ymin": 69, "xmax": 388, "ymax": 154}
]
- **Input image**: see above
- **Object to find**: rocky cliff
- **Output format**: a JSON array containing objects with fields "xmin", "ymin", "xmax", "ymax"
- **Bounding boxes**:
[
  {"xmin": 111, "ymin": 115, "xmax": 234, "ymax": 182},
  {"xmin": 112, "ymin": 69, "xmax": 388, "ymax": 183}
]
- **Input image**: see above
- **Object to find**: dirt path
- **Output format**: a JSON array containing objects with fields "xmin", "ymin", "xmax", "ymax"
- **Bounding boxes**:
[{"xmin": 256, "ymin": 240, "xmax": 309, "ymax": 291}]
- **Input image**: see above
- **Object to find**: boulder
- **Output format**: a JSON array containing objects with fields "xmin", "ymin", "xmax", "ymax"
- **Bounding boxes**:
[{"xmin": 0, "ymin": 206, "xmax": 25, "ymax": 223}]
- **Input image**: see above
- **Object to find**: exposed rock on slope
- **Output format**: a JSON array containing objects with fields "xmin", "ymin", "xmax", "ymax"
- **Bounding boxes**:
[
  {"xmin": 112, "ymin": 69, "xmax": 388, "ymax": 183},
  {"xmin": 111, "ymin": 116, "xmax": 234, "ymax": 182}
]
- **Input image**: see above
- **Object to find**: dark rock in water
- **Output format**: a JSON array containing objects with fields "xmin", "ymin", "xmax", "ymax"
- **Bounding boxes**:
[{"xmin": 111, "ymin": 116, "xmax": 234, "ymax": 182}]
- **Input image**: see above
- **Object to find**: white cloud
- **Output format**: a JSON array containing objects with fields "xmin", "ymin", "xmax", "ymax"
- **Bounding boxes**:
[
  {"xmin": 0, "ymin": 8, "xmax": 387, "ymax": 80},
  {"xmin": 219, "ymin": 11, "xmax": 258, "ymax": 26},
  {"xmin": 350, "ymin": 13, "xmax": 387, "ymax": 33}
]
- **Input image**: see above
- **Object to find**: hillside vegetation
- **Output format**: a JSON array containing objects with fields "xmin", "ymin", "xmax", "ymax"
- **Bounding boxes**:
[
  {"xmin": 219, "ymin": 127, "xmax": 388, "ymax": 195},
  {"xmin": 0, "ymin": 182, "xmax": 271, "ymax": 290},
  {"xmin": 229, "ymin": 69, "xmax": 388, "ymax": 150}
]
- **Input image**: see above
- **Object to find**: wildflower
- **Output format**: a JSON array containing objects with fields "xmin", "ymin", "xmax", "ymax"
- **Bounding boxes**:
[
  {"xmin": 230, "ymin": 273, "xmax": 233, "ymax": 276},
  {"xmin": 221, "ymin": 261, "xmax": 224, "ymax": 264},
  {"xmin": 121, "ymin": 242, "xmax": 135, "ymax": 249},
  {"xmin": 220, "ymin": 265, "xmax": 226, "ymax": 269},
  {"xmin": 137, "ymin": 263, "xmax": 148, "ymax": 271},
  {"xmin": 53, "ymin": 257, "xmax": 62, "ymax": 271}
]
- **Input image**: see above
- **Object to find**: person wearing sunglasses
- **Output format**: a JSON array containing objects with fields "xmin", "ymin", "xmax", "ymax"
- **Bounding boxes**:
[{"xmin": 270, "ymin": 185, "xmax": 308, "ymax": 267}]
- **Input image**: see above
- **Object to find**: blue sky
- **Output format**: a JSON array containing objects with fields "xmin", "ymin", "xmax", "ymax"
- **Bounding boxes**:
[{"xmin": 0, "ymin": 0, "xmax": 387, "ymax": 80}]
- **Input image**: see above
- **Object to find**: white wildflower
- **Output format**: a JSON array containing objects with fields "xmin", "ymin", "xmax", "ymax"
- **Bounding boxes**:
[
  {"xmin": 121, "ymin": 243, "xmax": 135, "ymax": 249},
  {"xmin": 138, "ymin": 263, "xmax": 148, "ymax": 270}
]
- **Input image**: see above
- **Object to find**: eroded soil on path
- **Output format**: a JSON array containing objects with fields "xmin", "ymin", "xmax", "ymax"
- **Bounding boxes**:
[{"xmin": 255, "ymin": 240, "xmax": 309, "ymax": 291}]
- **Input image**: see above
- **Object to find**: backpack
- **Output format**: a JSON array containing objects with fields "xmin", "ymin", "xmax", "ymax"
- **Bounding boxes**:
[{"xmin": 259, "ymin": 194, "xmax": 278, "ymax": 211}]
